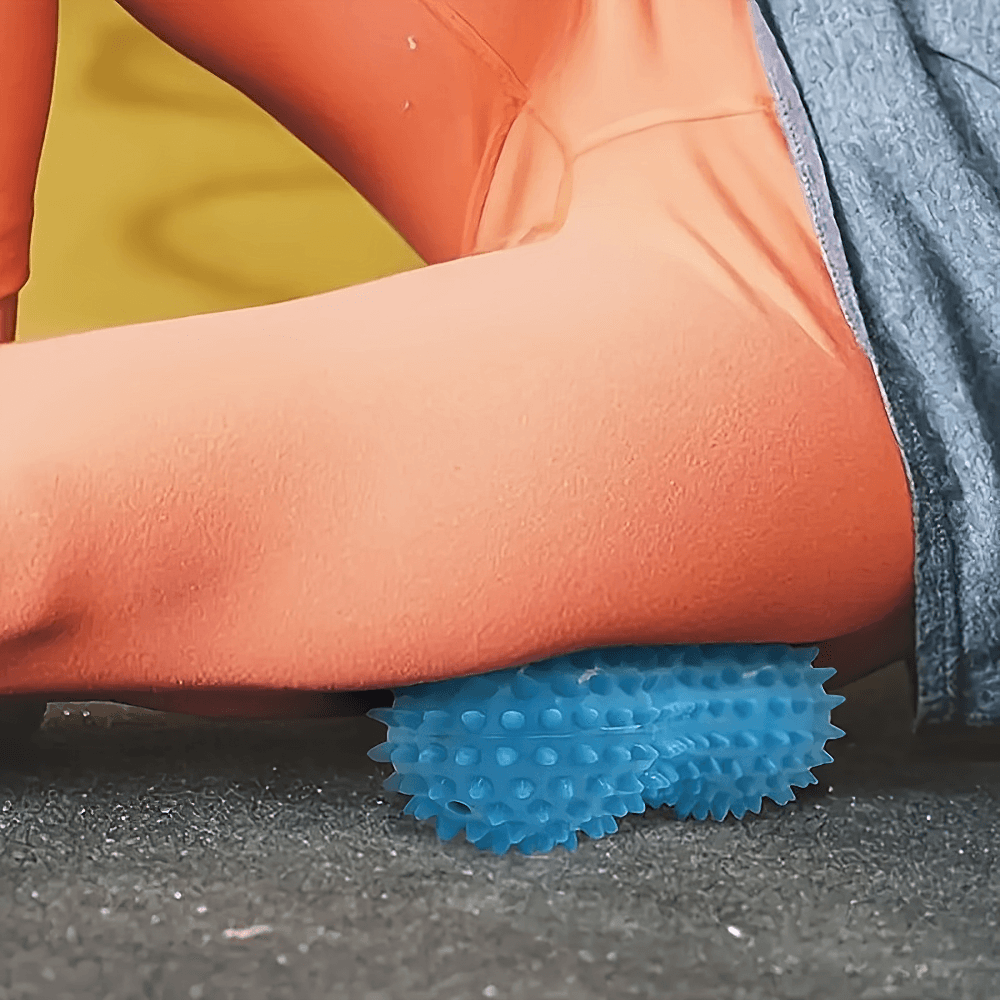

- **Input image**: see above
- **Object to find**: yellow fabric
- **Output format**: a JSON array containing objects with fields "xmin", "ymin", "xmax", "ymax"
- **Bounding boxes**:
[{"xmin": 18, "ymin": 0, "xmax": 423, "ymax": 342}]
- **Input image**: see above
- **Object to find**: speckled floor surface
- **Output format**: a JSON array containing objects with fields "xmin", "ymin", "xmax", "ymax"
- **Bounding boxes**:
[{"xmin": 2, "ymin": 662, "xmax": 1000, "ymax": 1000}]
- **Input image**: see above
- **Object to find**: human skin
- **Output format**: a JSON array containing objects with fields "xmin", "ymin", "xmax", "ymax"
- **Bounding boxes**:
[{"xmin": 0, "ymin": 0, "xmax": 916, "ymax": 718}]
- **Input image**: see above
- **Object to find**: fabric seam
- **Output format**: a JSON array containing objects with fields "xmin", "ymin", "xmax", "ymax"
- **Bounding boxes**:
[{"xmin": 416, "ymin": 0, "xmax": 531, "ymax": 257}]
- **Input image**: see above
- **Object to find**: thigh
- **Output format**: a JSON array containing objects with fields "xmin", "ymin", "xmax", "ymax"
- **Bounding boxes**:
[
  {"xmin": 0, "ymin": 190, "xmax": 913, "ymax": 696},
  {"xmin": 0, "ymin": 1, "xmax": 915, "ymax": 703}
]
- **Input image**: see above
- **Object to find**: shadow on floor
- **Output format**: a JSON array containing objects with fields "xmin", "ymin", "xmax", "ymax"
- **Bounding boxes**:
[{"xmin": 8, "ymin": 659, "xmax": 1000, "ymax": 788}]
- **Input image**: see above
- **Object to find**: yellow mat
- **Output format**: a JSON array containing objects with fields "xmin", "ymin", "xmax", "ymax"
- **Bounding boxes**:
[{"xmin": 17, "ymin": 0, "xmax": 425, "ymax": 342}]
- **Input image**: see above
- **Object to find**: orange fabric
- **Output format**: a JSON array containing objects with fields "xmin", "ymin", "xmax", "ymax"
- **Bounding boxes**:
[
  {"xmin": 114, "ymin": 0, "xmax": 543, "ymax": 265},
  {"xmin": 0, "ymin": 1, "xmax": 914, "ymax": 714}
]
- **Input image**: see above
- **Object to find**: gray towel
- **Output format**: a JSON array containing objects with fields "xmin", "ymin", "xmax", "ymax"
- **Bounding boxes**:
[{"xmin": 747, "ymin": 0, "xmax": 1000, "ymax": 724}]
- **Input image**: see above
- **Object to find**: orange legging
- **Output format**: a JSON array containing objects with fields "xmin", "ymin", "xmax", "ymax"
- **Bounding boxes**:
[{"xmin": 0, "ymin": 1, "xmax": 915, "ymax": 717}]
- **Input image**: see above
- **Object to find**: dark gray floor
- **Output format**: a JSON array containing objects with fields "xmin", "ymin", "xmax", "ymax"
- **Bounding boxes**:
[{"xmin": 2, "ymin": 662, "xmax": 1000, "ymax": 1000}]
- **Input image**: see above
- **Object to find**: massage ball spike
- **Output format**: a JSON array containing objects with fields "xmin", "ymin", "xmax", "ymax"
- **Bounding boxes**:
[{"xmin": 368, "ymin": 644, "xmax": 844, "ymax": 855}]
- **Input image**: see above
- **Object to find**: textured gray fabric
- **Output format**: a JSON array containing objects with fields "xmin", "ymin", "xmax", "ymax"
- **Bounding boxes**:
[{"xmin": 746, "ymin": 0, "xmax": 1000, "ymax": 726}]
